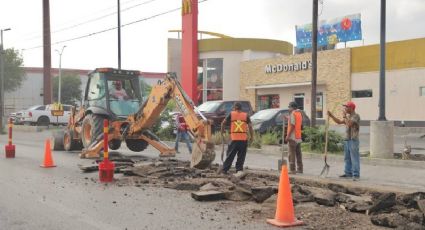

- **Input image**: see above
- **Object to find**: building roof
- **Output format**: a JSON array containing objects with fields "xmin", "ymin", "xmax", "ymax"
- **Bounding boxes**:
[
  {"xmin": 199, "ymin": 38, "xmax": 293, "ymax": 55},
  {"xmin": 22, "ymin": 67, "xmax": 166, "ymax": 79}
]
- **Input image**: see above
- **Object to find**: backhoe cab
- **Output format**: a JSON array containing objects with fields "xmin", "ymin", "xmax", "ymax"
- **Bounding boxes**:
[{"xmin": 55, "ymin": 68, "xmax": 215, "ymax": 169}]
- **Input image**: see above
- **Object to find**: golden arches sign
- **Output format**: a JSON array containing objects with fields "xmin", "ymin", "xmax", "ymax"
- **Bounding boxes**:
[{"xmin": 182, "ymin": 0, "xmax": 192, "ymax": 15}]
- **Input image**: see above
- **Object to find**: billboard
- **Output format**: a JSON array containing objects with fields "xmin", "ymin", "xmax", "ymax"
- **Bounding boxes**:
[{"xmin": 296, "ymin": 14, "xmax": 362, "ymax": 49}]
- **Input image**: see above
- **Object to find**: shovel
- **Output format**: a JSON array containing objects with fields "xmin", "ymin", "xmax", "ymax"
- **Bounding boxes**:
[{"xmin": 320, "ymin": 114, "xmax": 330, "ymax": 177}]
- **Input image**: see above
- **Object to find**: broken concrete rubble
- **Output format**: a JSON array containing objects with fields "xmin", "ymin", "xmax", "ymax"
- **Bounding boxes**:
[
  {"xmin": 251, "ymin": 187, "xmax": 276, "ymax": 203},
  {"xmin": 191, "ymin": 191, "xmax": 226, "ymax": 201},
  {"xmin": 370, "ymin": 213, "xmax": 407, "ymax": 228},
  {"xmin": 368, "ymin": 192, "xmax": 397, "ymax": 214},
  {"xmin": 417, "ymin": 199, "xmax": 425, "ymax": 215},
  {"xmin": 398, "ymin": 192, "xmax": 425, "ymax": 209},
  {"xmin": 80, "ymin": 156, "xmax": 425, "ymax": 229},
  {"xmin": 398, "ymin": 208, "xmax": 424, "ymax": 225}
]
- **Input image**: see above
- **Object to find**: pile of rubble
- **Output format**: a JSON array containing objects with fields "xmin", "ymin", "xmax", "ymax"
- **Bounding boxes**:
[
  {"xmin": 80, "ymin": 156, "xmax": 425, "ymax": 229},
  {"xmin": 290, "ymin": 183, "xmax": 425, "ymax": 229}
]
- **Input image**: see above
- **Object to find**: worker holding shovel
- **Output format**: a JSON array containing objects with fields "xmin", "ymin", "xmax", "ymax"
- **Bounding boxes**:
[
  {"xmin": 285, "ymin": 102, "xmax": 304, "ymax": 175},
  {"xmin": 327, "ymin": 102, "xmax": 361, "ymax": 181}
]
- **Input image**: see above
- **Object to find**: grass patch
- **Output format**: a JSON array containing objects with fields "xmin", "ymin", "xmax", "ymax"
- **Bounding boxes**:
[{"xmin": 261, "ymin": 132, "xmax": 280, "ymax": 145}]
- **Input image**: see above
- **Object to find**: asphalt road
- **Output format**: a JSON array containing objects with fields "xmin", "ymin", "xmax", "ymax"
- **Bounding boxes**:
[
  {"xmin": 1, "ymin": 130, "xmax": 424, "ymax": 230},
  {"xmin": 0, "ymin": 131, "xmax": 274, "ymax": 230}
]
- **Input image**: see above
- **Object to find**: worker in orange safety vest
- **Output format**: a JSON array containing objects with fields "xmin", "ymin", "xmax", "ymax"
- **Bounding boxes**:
[
  {"xmin": 219, "ymin": 102, "xmax": 254, "ymax": 174},
  {"xmin": 285, "ymin": 101, "xmax": 304, "ymax": 174}
]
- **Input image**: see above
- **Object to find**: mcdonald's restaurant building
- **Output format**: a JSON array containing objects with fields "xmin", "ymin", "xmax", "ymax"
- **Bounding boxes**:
[{"xmin": 240, "ymin": 38, "xmax": 425, "ymax": 125}]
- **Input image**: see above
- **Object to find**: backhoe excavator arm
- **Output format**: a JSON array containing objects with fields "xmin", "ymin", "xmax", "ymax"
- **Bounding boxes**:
[{"xmin": 81, "ymin": 73, "xmax": 216, "ymax": 169}]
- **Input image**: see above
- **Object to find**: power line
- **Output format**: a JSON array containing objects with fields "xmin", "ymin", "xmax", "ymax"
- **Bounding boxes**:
[
  {"xmin": 18, "ymin": 0, "xmax": 159, "ymax": 43},
  {"xmin": 21, "ymin": 0, "xmax": 209, "ymax": 51}
]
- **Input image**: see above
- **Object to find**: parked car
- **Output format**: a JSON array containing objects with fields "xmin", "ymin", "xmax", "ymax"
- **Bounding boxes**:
[
  {"xmin": 251, "ymin": 108, "xmax": 310, "ymax": 141},
  {"xmin": 20, "ymin": 104, "xmax": 72, "ymax": 126},
  {"xmin": 197, "ymin": 100, "xmax": 254, "ymax": 132}
]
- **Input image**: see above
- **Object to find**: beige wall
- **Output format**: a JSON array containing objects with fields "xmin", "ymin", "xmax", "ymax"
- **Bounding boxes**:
[
  {"xmin": 240, "ymin": 49, "xmax": 352, "ymax": 118},
  {"xmin": 167, "ymin": 39, "xmax": 182, "ymax": 80},
  {"xmin": 352, "ymin": 68, "xmax": 425, "ymax": 121}
]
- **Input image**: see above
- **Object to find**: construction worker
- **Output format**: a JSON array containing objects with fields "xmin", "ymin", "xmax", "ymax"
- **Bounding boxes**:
[
  {"xmin": 174, "ymin": 114, "xmax": 192, "ymax": 154},
  {"xmin": 285, "ymin": 102, "xmax": 303, "ymax": 174},
  {"xmin": 219, "ymin": 102, "xmax": 254, "ymax": 174},
  {"xmin": 328, "ymin": 101, "xmax": 361, "ymax": 181}
]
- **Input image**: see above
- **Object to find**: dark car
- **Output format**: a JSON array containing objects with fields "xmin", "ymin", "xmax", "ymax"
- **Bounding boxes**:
[
  {"xmin": 197, "ymin": 100, "xmax": 254, "ymax": 132},
  {"xmin": 251, "ymin": 108, "xmax": 311, "ymax": 141}
]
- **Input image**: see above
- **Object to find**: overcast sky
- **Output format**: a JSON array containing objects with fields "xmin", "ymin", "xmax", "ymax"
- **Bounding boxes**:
[{"xmin": 1, "ymin": 0, "xmax": 424, "ymax": 72}]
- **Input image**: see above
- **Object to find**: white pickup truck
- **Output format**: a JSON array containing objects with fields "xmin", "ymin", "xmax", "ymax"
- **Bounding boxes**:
[{"xmin": 19, "ymin": 104, "xmax": 72, "ymax": 126}]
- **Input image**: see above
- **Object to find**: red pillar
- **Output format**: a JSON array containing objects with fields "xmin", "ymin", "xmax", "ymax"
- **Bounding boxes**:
[{"xmin": 181, "ymin": 0, "xmax": 198, "ymax": 104}]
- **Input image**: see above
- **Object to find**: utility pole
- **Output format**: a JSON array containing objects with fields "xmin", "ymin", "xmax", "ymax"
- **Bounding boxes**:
[
  {"xmin": 378, "ymin": 0, "xmax": 386, "ymax": 121},
  {"xmin": 43, "ymin": 0, "xmax": 52, "ymax": 104},
  {"xmin": 370, "ymin": 0, "xmax": 393, "ymax": 159},
  {"xmin": 310, "ymin": 0, "xmax": 318, "ymax": 127},
  {"xmin": 55, "ymin": 45, "xmax": 66, "ymax": 103},
  {"xmin": 0, "ymin": 28, "xmax": 11, "ymax": 132},
  {"xmin": 117, "ymin": 0, "xmax": 122, "ymax": 69}
]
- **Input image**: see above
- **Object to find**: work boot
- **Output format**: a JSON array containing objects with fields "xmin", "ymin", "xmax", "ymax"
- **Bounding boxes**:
[
  {"xmin": 217, "ymin": 165, "xmax": 228, "ymax": 175},
  {"xmin": 296, "ymin": 170, "xmax": 303, "ymax": 174},
  {"xmin": 339, "ymin": 174, "xmax": 352, "ymax": 178},
  {"xmin": 288, "ymin": 171, "xmax": 296, "ymax": 175}
]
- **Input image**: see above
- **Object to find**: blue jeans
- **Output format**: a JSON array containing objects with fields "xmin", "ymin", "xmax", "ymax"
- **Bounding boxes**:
[
  {"xmin": 344, "ymin": 139, "xmax": 360, "ymax": 177},
  {"xmin": 174, "ymin": 131, "xmax": 192, "ymax": 153}
]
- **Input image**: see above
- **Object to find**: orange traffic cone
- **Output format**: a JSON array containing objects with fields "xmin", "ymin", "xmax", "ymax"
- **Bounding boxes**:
[
  {"xmin": 40, "ymin": 139, "xmax": 56, "ymax": 168},
  {"xmin": 266, "ymin": 162, "xmax": 304, "ymax": 227}
]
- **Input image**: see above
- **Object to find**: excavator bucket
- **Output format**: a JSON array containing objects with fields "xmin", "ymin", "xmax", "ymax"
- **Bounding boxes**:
[{"xmin": 191, "ymin": 140, "xmax": 216, "ymax": 169}]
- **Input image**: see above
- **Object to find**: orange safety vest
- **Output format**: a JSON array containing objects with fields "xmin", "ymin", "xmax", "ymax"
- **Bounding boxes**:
[
  {"xmin": 230, "ymin": 111, "xmax": 248, "ymax": 141},
  {"xmin": 287, "ymin": 110, "xmax": 302, "ymax": 139}
]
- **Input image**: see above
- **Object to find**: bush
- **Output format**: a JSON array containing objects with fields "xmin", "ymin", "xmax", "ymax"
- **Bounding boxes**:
[
  {"xmin": 157, "ymin": 125, "xmax": 175, "ymax": 141},
  {"xmin": 249, "ymin": 132, "xmax": 262, "ymax": 149},
  {"xmin": 152, "ymin": 100, "xmax": 176, "ymax": 141},
  {"xmin": 211, "ymin": 132, "xmax": 230, "ymax": 145},
  {"xmin": 302, "ymin": 126, "xmax": 344, "ymax": 153},
  {"xmin": 261, "ymin": 132, "xmax": 280, "ymax": 145}
]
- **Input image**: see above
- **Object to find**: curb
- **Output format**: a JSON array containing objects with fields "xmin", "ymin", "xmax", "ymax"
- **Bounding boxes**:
[{"xmin": 152, "ymin": 141, "xmax": 425, "ymax": 169}]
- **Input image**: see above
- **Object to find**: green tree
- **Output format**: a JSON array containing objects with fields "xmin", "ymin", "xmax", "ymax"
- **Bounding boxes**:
[
  {"xmin": 140, "ymin": 79, "xmax": 152, "ymax": 99},
  {"xmin": 2, "ymin": 48, "xmax": 25, "ymax": 92},
  {"xmin": 52, "ymin": 73, "xmax": 82, "ymax": 105}
]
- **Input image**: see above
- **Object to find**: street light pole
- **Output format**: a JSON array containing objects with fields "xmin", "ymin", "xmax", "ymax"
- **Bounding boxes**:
[
  {"xmin": 311, "ymin": 0, "xmax": 318, "ymax": 127},
  {"xmin": 117, "ymin": 0, "xmax": 122, "ymax": 69},
  {"xmin": 0, "ymin": 28, "xmax": 11, "ymax": 132},
  {"xmin": 378, "ymin": 0, "xmax": 387, "ymax": 121},
  {"xmin": 55, "ymin": 45, "xmax": 66, "ymax": 104}
]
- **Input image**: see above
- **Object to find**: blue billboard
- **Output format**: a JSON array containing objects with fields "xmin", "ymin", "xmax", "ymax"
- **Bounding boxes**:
[{"xmin": 296, "ymin": 14, "xmax": 362, "ymax": 49}]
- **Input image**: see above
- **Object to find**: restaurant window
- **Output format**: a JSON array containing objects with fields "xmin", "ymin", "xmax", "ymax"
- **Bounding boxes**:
[
  {"xmin": 197, "ymin": 58, "xmax": 223, "ymax": 105},
  {"xmin": 316, "ymin": 92, "xmax": 323, "ymax": 118},
  {"xmin": 352, "ymin": 90, "xmax": 373, "ymax": 98},
  {"xmin": 257, "ymin": 95, "xmax": 280, "ymax": 110}
]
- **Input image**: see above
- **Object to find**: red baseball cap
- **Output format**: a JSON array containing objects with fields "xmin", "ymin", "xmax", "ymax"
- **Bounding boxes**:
[{"xmin": 343, "ymin": 101, "xmax": 356, "ymax": 110}]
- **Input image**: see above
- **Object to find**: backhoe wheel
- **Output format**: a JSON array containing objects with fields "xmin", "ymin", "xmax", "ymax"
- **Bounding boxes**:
[
  {"xmin": 81, "ymin": 114, "xmax": 104, "ymax": 149},
  {"xmin": 125, "ymin": 139, "xmax": 148, "ymax": 152},
  {"xmin": 108, "ymin": 139, "xmax": 121, "ymax": 150},
  {"xmin": 52, "ymin": 130, "xmax": 65, "ymax": 151},
  {"xmin": 63, "ymin": 129, "xmax": 83, "ymax": 151}
]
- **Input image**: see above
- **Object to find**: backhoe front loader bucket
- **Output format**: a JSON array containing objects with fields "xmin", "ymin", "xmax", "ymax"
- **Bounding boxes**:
[{"xmin": 191, "ymin": 140, "xmax": 216, "ymax": 169}]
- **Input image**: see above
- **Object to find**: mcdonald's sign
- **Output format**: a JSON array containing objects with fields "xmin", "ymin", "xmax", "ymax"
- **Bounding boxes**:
[{"xmin": 182, "ymin": 0, "xmax": 192, "ymax": 15}]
